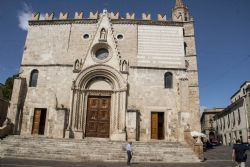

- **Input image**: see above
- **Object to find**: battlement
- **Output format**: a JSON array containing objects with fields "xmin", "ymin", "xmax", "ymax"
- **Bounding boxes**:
[{"xmin": 30, "ymin": 11, "xmax": 171, "ymax": 22}]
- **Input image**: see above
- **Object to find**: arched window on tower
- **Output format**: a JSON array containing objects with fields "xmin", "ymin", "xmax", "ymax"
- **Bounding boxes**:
[
  {"xmin": 29, "ymin": 69, "xmax": 39, "ymax": 87},
  {"xmin": 164, "ymin": 72, "xmax": 173, "ymax": 89}
]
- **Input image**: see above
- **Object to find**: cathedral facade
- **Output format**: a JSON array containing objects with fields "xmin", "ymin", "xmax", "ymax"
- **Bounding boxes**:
[{"xmin": 9, "ymin": 0, "xmax": 200, "ymax": 142}]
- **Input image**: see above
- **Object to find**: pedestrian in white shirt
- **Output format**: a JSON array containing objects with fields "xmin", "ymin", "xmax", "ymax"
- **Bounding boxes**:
[{"xmin": 126, "ymin": 141, "xmax": 133, "ymax": 165}]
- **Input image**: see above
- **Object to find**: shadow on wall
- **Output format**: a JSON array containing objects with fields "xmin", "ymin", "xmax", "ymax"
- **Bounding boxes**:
[
  {"xmin": 0, "ymin": 98, "xmax": 9, "ymax": 126},
  {"xmin": 0, "ymin": 118, "xmax": 14, "ymax": 139}
]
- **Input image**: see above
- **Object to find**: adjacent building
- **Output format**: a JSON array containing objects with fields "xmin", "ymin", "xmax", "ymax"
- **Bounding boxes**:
[
  {"xmin": 8, "ymin": 0, "xmax": 201, "ymax": 142},
  {"xmin": 200, "ymin": 108, "xmax": 223, "ymax": 142},
  {"xmin": 213, "ymin": 81, "xmax": 250, "ymax": 145}
]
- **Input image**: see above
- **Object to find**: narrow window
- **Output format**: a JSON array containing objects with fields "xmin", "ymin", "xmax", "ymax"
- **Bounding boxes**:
[
  {"xmin": 164, "ymin": 72, "xmax": 173, "ymax": 89},
  {"xmin": 233, "ymin": 112, "xmax": 235, "ymax": 126},
  {"xmin": 220, "ymin": 119, "xmax": 222, "ymax": 130},
  {"xmin": 238, "ymin": 109, "xmax": 241, "ymax": 125},
  {"xmin": 29, "ymin": 69, "xmax": 39, "ymax": 87},
  {"xmin": 223, "ymin": 117, "xmax": 225, "ymax": 129},
  {"xmin": 184, "ymin": 42, "xmax": 187, "ymax": 56}
]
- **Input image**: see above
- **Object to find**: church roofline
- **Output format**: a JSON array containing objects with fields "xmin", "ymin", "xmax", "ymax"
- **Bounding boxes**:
[
  {"xmin": 29, "ymin": 19, "xmax": 187, "ymax": 27},
  {"xmin": 29, "ymin": 11, "xmax": 194, "ymax": 27}
]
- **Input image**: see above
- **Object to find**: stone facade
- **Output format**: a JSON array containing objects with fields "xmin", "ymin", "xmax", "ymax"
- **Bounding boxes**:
[
  {"xmin": 213, "ymin": 81, "xmax": 250, "ymax": 145},
  {"xmin": 8, "ymin": 0, "xmax": 201, "ymax": 142}
]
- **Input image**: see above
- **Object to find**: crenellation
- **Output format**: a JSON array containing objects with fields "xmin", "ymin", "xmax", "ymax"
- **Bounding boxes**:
[
  {"xmin": 126, "ymin": 13, "xmax": 135, "ymax": 20},
  {"xmin": 31, "ymin": 12, "xmax": 40, "ymax": 21},
  {"xmin": 89, "ymin": 11, "xmax": 98, "ymax": 19},
  {"xmin": 28, "ymin": 11, "xmax": 176, "ymax": 23},
  {"xmin": 59, "ymin": 12, "xmax": 68, "ymax": 20},
  {"xmin": 74, "ymin": 12, "xmax": 83, "ymax": 19},
  {"xmin": 142, "ymin": 13, "xmax": 151, "ymax": 20},
  {"xmin": 110, "ymin": 12, "xmax": 119, "ymax": 19},
  {"xmin": 157, "ymin": 14, "xmax": 167, "ymax": 21},
  {"xmin": 45, "ymin": 12, "xmax": 54, "ymax": 20}
]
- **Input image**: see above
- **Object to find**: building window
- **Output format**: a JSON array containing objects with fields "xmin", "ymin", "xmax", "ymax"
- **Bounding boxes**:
[
  {"xmin": 164, "ymin": 72, "xmax": 173, "ymax": 89},
  {"xmin": 220, "ymin": 119, "xmax": 222, "ymax": 130},
  {"xmin": 228, "ymin": 114, "xmax": 230, "ymax": 128},
  {"xmin": 238, "ymin": 109, "xmax": 241, "ymax": 125},
  {"xmin": 233, "ymin": 112, "xmax": 235, "ymax": 126},
  {"xmin": 117, "ymin": 34, "xmax": 124, "ymax": 40},
  {"xmin": 184, "ymin": 42, "xmax": 187, "ymax": 56},
  {"xmin": 83, "ymin": 34, "xmax": 89, "ymax": 39},
  {"xmin": 29, "ymin": 69, "xmax": 39, "ymax": 87},
  {"xmin": 95, "ymin": 48, "xmax": 109, "ymax": 60},
  {"xmin": 223, "ymin": 117, "xmax": 225, "ymax": 129}
]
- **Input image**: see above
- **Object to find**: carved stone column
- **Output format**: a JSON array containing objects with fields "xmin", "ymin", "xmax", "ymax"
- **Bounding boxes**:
[
  {"xmin": 73, "ymin": 90, "xmax": 84, "ymax": 139},
  {"xmin": 110, "ymin": 90, "xmax": 126, "ymax": 141},
  {"xmin": 65, "ymin": 88, "xmax": 75, "ymax": 138}
]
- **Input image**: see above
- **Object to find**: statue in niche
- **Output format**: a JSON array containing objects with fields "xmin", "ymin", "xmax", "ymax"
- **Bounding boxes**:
[
  {"xmin": 122, "ymin": 60, "xmax": 128, "ymax": 71},
  {"xmin": 120, "ymin": 60, "xmax": 129, "ymax": 73},
  {"xmin": 74, "ymin": 59, "xmax": 82, "ymax": 72},
  {"xmin": 100, "ymin": 28, "xmax": 107, "ymax": 41}
]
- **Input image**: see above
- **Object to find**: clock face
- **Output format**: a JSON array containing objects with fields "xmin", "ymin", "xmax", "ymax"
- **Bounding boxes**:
[{"xmin": 95, "ymin": 48, "xmax": 109, "ymax": 60}]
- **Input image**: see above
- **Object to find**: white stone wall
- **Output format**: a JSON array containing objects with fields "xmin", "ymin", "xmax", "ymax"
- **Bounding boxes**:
[
  {"xmin": 128, "ymin": 68, "xmax": 188, "ymax": 141},
  {"xmin": 19, "ymin": 66, "xmax": 72, "ymax": 138},
  {"xmin": 137, "ymin": 25, "xmax": 185, "ymax": 68},
  {"xmin": 23, "ymin": 25, "xmax": 72, "ymax": 65}
]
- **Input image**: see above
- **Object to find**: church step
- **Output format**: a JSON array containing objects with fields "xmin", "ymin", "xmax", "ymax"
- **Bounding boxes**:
[{"xmin": 0, "ymin": 135, "xmax": 200, "ymax": 162}]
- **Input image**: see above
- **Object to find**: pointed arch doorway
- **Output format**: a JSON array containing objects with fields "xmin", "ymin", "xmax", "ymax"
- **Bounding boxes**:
[{"xmin": 67, "ymin": 65, "xmax": 128, "ymax": 141}]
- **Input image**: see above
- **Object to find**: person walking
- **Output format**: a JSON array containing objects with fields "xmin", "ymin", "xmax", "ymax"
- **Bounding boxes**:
[
  {"xmin": 126, "ymin": 141, "xmax": 133, "ymax": 165},
  {"xmin": 232, "ymin": 139, "xmax": 248, "ymax": 167}
]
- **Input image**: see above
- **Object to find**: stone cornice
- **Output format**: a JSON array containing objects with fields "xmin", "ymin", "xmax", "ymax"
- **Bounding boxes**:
[
  {"xmin": 188, "ymin": 85, "xmax": 199, "ymax": 87},
  {"xmin": 111, "ymin": 20, "xmax": 184, "ymax": 27},
  {"xmin": 29, "ymin": 19, "xmax": 98, "ymax": 26},
  {"xmin": 187, "ymin": 70, "xmax": 198, "ymax": 72},
  {"xmin": 73, "ymin": 89, "xmax": 127, "ymax": 93},
  {"xmin": 21, "ymin": 64, "xmax": 73, "ymax": 67},
  {"xmin": 130, "ymin": 66, "xmax": 186, "ymax": 71},
  {"xmin": 185, "ymin": 54, "xmax": 197, "ymax": 57},
  {"xmin": 29, "ymin": 19, "xmax": 184, "ymax": 27},
  {"xmin": 184, "ymin": 35, "xmax": 195, "ymax": 37}
]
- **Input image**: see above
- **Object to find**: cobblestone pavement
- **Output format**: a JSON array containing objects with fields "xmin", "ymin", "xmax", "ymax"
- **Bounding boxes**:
[{"xmin": 0, "ymin": 146, "xmax": 249, "ymax": 167}]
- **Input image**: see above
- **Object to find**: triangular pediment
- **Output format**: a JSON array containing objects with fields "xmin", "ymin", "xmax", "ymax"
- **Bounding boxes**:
[{"xmin": 81, "ymin": 10, "xmax": 121, "ymax": 71}]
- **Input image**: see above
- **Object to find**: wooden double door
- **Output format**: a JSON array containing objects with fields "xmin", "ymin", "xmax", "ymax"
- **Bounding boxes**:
[
  {"xmin": 151, "ymin": 112, "xmax": 164, "ymax": 140},
  {"xmin": 32, "ymin": 108, "xmax": 47, "ymax": 135},
  {"xmin": 85, "ymin": 96, "xmax": 111, "ymax": 138}
]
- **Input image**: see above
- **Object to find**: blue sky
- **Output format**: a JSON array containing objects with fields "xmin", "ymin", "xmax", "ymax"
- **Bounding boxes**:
[{"xmin": 0, "ymin": 0, "xmax": 250, "ymax": 109}]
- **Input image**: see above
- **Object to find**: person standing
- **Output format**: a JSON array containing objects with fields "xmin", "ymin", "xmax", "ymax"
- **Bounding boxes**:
[
  {"xmin": 126, "ymin": 141, "xmax": 133, "ymax": 165},
  {"xmin": 232, "ymin": 139, "xmax": 248, "ymax": 167}
]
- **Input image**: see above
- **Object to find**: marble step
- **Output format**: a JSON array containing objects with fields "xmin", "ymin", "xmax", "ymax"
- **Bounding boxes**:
[{"xmin": 0, "ymin": 135, "xmax": 200, "ymax": 162}]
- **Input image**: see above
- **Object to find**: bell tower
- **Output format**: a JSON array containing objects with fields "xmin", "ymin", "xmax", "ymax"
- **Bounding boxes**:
[{"xmin": 172, "ymin": 0, "xmax": 190, "ymax": 22}]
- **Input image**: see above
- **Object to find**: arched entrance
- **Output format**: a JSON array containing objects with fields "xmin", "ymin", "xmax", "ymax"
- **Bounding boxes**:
[
  {"xmin": 209, "ymin": 131, "xmax": 215, "ymax": 142},
  {"xmin": 66, "ymin": 65, "xmax": 127, "ymax": 141}
]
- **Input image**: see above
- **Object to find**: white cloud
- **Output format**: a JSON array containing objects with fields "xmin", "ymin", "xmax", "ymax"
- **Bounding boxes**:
[{"xmin": 18, "ymin": 2, "xmax": 32, "ymax": 31}]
